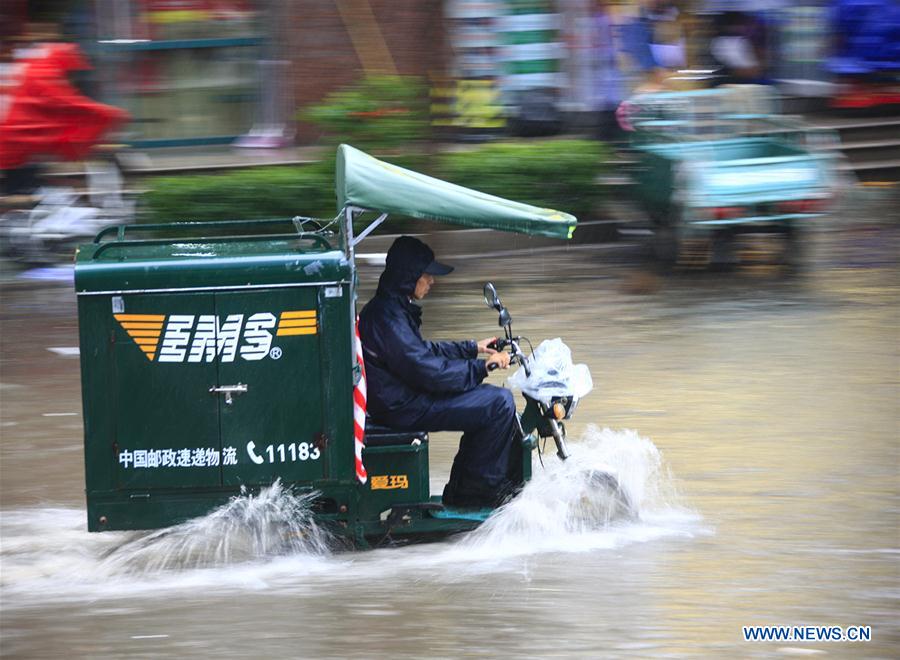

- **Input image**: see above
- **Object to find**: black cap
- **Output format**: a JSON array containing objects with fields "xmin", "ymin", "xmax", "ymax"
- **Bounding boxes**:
[
  {"xmin": 423, "ymin": 259, "xmax": 453, "ymax": 275},
  {"xmin": 385, "ymin": 236, "xmax": 454, "ymax": 278}
]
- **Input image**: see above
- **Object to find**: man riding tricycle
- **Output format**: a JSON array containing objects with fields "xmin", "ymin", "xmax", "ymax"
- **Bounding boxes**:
[{"xmin": 75, "ymin": 145, "xmax": 629, "ymax": 548}]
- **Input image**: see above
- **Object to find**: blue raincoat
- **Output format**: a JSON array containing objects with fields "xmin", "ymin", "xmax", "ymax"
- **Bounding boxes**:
[{"xmin": 359, "ymin": 237, "xmax": 520, "ymax": 506}]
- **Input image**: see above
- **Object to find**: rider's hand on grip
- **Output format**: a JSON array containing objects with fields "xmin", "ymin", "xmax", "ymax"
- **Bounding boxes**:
[
  {"xmin": 485, "ymin": 352, "xmax": 510, "ymax": 372},
  {"xmin": 477, "ymin": 337, "xmax": 499, "ymax": 354}
]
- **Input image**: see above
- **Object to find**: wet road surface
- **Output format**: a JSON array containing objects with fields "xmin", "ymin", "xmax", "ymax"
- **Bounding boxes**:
[{"xmin": 1, "ymin": 222, "xmax": 898, "ymax": 658}]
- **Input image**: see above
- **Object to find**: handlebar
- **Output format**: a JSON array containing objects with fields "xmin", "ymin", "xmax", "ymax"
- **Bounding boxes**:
[
  {"xmin": 480, "ymin": 281, "xmax": 570, "ymax": 461},
  {"xmin": 485, "ymin": 337, "xmax": 530, "ymax": 377}
]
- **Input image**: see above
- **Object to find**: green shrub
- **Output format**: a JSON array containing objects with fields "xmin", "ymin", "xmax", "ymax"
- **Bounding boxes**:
[
  {"xmin": 435, "ymin": 139, "xmax": 606, "ymax": 221},
  {"xmin": 141, "ymin": 139, "xmax": 606, "ymax": 229},
  {"xmin": 141, "ymin": 162, "xmax": 336, "ymax": 224},
  {"xmin": 141, "ymin": 151, "xmax": 431, "ymax": 225},
  {"xmin": 301, "ymin": 75, "xmax": 430, "ymax": 153}
]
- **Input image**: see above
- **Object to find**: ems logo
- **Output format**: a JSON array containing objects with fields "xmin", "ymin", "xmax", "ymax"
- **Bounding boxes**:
[{"xmin": 114, "ymin": 310, "xmax": 316, "ymax": 362}]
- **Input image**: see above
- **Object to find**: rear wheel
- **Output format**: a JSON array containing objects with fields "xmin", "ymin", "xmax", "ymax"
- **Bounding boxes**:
[
  {"xmin": 709, "ymin": 229, "xmax": 739, "ymax": 271},
  {"xmin": 0, "ymin": 210, "xmax": 32, "ymax": 260},
  {"xmin": 781, "ymin": 223, "xmax": 804, "ymax": 272},
  {"xmin": 652, "ymin": 224, "xmax": 680, "ymax": 267},
  {"xmin": 652, "ymin": 208, "xmax": 711, "ymax": 271}
]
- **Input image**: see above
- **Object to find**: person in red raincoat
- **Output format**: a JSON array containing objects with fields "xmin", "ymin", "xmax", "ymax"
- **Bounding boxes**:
[{"xmin": 0, "ymin": 42, "xmax": 128, "ymax": 176}]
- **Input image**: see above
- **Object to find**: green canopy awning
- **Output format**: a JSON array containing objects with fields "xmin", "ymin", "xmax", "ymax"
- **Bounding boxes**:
[{"xmin": 336, "ymin": 144, "xmax": 577, "ymax": 240}]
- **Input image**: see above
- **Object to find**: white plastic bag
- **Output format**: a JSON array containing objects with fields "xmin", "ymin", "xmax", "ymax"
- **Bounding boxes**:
[{"xmin": 506, "ymin": 338, "xmax": 593, "ymax": 405}]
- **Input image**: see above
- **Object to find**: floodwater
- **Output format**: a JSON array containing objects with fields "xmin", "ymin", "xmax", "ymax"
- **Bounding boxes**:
[{"xmin": 1, "ymin": 221, "xmax": 898, "ymax": 658}]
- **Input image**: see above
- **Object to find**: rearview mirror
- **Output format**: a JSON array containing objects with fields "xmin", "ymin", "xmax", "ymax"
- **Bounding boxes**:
[
  {"xmin": 498, "ymin": 307, "xmax": 511, "ymax": 328},
  {"xmin": 483, "ymin": 282, "xmax": 502, "ymax": 311}
]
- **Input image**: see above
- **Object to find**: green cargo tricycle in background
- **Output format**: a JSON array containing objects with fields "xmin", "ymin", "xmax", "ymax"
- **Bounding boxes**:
[
  {"xmin": 75, "ymin": 145, "xmax": 629, "ymax": 548},
  {"xmin": 622, "ymin": 86, "xmax": 837, "ymax": 267}
]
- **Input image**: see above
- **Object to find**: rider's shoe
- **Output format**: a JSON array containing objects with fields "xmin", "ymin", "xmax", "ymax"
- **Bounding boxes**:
[
  {"xmin": 442, "ymin": 478, "xmax": 521, "ymax": 509},
  {"xmin": 442, "ymin": 479, "xmax": 489, "ymax": 509}
]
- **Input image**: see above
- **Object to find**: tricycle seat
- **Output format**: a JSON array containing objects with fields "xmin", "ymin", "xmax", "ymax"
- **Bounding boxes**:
[{"xmin": 364, "ymin": 421, "xmax": 428, "ymax": 448}]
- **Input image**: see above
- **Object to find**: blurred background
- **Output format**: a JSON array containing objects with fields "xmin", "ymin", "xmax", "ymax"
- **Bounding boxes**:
[
  {"xmin": 1, "ymin": 0, "xmax": 897, "ymax": 249},
  {"xmin": 3, "ymin": 0, "xmax": 899, "ymax": 144},
  {"xmin": 1, "ymin": 3, "xmax": 898, "ymax": 657}
]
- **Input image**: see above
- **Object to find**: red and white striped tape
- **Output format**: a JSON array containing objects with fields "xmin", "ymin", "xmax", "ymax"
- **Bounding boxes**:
[{"xmin": 353, "ymin": 317, "xmax": 368, "ymax": 483}]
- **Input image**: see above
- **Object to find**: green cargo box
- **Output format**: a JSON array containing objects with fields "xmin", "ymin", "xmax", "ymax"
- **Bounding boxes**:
[{"xmin": 75, "ymin": 222, "xmax": 358, "ymax": 532}]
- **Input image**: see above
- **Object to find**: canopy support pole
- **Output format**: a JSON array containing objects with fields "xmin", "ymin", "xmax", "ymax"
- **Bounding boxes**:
[
  {"xmin": 351, "ymin": 212, "xmax": 387, "ymax": 247},
  {"xmin": 342, "ymin": 206, "xmax": 358, "ymax": 262}
]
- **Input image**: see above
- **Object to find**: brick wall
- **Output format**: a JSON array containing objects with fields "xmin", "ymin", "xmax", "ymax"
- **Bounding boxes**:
[{"xmin": 288, "ymin": 0, "xmax": 448, "ymax": 143}]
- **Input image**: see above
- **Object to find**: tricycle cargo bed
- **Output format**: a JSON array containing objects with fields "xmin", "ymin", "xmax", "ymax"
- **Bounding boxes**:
[
  {"xmin": 636, "ymin": 137, "xmax": 809, "ymax": 163},
  {"xmin": 633, "ymin": 138, "xmax": 832, "ymax": 218},
  {"xmin": 76, "ymin": 221, "xmax": 356, "ymax": 532}
]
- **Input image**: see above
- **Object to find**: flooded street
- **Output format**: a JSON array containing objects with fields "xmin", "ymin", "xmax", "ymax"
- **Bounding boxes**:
[{"xmin": 1, "ymin": 224, "xmax": 898, "ymax": 658}]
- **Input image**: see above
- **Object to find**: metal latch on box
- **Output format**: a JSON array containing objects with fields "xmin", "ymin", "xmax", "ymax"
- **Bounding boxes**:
[{"xmin": 209, "ymin": 383, "xmax": 248, "ymax": 405}]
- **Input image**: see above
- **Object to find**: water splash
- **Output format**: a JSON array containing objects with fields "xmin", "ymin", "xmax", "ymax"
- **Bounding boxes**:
[
  {"xmin": 1, "ymin": 429, "xmax": 702, "ymax": 607},
  {"xmin": 99, "ymin": 481, "xmax": 332, "ymax": 575},
  {"xmin": 0, "ymin": 482, "xmax": 338, "ymax": 608},
  {"xmin": 456, "ymin": 425, "xmax": 697, "ymax": 558}
]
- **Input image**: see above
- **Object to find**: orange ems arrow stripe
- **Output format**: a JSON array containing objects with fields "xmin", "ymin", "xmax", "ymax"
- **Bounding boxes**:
[
  {"xmin": 277, "ymin": 310, "xmax": 317, "ymax": 336},
  {"xmin": 114, "ymin": 314, "xmax": 164, "ymax": 360}
]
